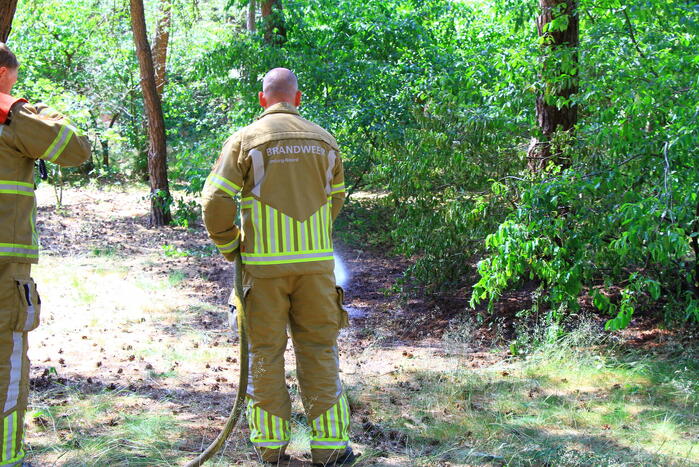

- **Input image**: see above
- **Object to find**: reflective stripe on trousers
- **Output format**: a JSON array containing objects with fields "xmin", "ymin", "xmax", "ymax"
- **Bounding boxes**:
[
  {"xmin": 0, "ymin": 333, "xmax": 26, "ymax": 465},
  {"xmin": 246, "ymin": 398, "xmax": 290, "ymax": 449},
  {"xmin": 0, "ymin": 410, "xmax": 24, "ymax": 465},
  {"xmin": 310, "ymin": 393, "xmax": 350, "ymax": 450},
  {"xmin": 3, "ymin": 333, "xmax": 23, "ymax": 414},
  {"xmin": 0, "ymin": 264, "xmax": 30, "ymax": 465}
]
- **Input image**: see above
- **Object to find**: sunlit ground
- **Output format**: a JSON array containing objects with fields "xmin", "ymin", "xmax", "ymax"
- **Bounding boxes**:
[{"xmin": 17, "ymin": 185, "xmax": 699, "ymax": 466}]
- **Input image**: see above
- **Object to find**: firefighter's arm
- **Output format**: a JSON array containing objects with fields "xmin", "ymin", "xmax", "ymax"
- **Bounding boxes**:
[
  {"xmin": 3, "ymin": 97, "xmax": 91, "ymax": 167},
  {"xmin": 330, "ymin": 150, "xmax": 346, "ymax": 221},
  {"xmin": 202, "ymin": 134, "xmax": 245, "ymax": 261}
]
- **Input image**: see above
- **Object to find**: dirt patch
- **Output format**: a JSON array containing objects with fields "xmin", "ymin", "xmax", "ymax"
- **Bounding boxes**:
[
  {"xmin": 31, "ymin": 186, "xmax": 486, "ymax": 465},
  {"xmin": 24, "ymin": 185, "xmax": 689, "ymax": 466}
]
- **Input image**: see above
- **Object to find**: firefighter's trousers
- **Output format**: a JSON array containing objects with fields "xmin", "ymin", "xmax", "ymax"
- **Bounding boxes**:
[
  {"xmin": 242, "ymin": 272, "xmax": 350, "ymax": 464},
  {"xmin": 0, "ymin": 263, "xmax": 40, "ymax": 466}
]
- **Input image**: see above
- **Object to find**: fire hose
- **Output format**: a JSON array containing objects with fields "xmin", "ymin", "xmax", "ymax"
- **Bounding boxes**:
[{"xmin": 185, "ymin": 253, "xmax": 248, "ymax": 467}]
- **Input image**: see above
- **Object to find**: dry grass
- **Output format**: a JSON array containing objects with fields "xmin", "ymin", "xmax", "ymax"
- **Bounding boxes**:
[{"xmin": 20, "ymin": 185, "xmax": 699, "ymax": 466}]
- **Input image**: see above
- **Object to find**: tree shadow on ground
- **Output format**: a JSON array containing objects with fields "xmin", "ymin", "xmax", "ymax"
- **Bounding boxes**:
[
  {"xmin": 29, "ymin": 371, "xmax": 348, "ymax": 466},
  {"xmin": 345, "ymin": 362, "xmax": 696, "ymax": 467}
]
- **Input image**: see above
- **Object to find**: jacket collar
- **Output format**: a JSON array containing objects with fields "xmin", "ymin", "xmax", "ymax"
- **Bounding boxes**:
[{"xmin": 258, "ymin": 102, "xmax": 300, "ymax": 119}]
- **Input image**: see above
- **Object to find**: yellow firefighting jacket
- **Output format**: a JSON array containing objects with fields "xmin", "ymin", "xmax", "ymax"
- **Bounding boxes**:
[
  {"xmin": 0, "ymin": 95, "xmax": 91, "ymax": 264},
  {"xmin": 202, "ymin": 102, "xmax": 346, "ymax": 278}
]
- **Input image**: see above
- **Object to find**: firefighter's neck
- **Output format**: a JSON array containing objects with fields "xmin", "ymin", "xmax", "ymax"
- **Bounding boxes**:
[{"xmin": 258, "ymin": 90, "xmax": 302, "ymax": 109}]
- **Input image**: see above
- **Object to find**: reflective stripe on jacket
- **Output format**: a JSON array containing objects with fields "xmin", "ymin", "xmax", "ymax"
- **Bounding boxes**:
[
  {"xmin": 0, "ymin": 99, "xmax": 91, "ymax": 264},
  {"xmin": 202, "ymin": 102, "xmax": 346, "ymax": 278}
]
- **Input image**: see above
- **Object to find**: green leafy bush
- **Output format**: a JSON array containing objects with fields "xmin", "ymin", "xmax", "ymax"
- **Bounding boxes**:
[
  {"xmin": 471, "ymin": 168, "xmax": 698, "ymax": 328},
  {"xmin": 471, "ymin": 1, "xmax": 698, "ymax": 329}
]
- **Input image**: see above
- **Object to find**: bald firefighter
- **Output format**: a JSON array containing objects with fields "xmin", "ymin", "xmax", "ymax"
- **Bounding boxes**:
[
  {"xmin": 202, "ymin": 68, "xmax": 356, "ymax": 466},
  {"xmin": 0, "ymin": 43, "xmax": 90, "ymax": 466}
]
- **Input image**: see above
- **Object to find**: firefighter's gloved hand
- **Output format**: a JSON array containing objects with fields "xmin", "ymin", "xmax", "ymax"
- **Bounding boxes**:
[
  {"xmin": 221, "ymin": 247, "xmax": 241, "ymax": 262},
  {"xmin": 33, "ymin": 103, "xmax": 63, "ymax": 120},
  {"xmin": 33, "ymin": 102, "xmax": 49, "ymax": 113}
]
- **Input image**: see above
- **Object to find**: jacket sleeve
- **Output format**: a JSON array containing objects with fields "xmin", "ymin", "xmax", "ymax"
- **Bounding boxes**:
[
  {"xmin": 7, "ymin": 100, "xmax": 91, "ymax": 167},
  {"xmin": 202, "ymin": 133, "xmax": 246, "ymax": 261},
  {"xmin": 330, "ymin": 150, "xmax": 345, "ymax": 221}
]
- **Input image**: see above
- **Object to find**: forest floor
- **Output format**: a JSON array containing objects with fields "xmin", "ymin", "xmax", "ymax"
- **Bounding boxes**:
[{"xmin": 22, "ymin": 185, "xmax": 699, "ymax": 466}]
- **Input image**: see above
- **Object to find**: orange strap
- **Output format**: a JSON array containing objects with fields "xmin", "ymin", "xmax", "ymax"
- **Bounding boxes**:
[{"xmin": 0, "ymin": 93, "xmax": 28, "ymax": 124}]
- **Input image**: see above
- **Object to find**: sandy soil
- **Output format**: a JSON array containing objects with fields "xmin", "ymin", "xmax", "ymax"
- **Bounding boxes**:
[
  {"xmin": 23, "ymin": 185, "xmax": 678, "ymax": 466},
  {"xmin": 22, "ymin": 185, "xmax": 505, "ymax": 466}
]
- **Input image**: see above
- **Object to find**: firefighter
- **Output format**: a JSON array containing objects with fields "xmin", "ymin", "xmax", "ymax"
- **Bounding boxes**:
[
  {"xmin": 0, "ymin": 43, "xmax": 91, "ymax": 466},
  {"xmin": 202, "ymin": 68, "xmax": 356, "ymax": 466}
]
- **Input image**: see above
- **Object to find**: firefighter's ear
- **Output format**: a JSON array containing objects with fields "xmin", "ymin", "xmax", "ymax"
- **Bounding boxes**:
[
  {"xmin": 0, "ymin": 66, "xmax": 18, "ymax": 95},
  {"xmin": 258, "ymin": 91, "xmax": 267, "ymax": 108},
  {"xmin": 294, "ymin": 90, "xmax": 302, "ymax": 107}
]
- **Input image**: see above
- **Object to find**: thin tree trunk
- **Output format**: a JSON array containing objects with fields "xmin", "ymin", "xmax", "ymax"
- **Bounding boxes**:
[
  {"xmin": 152, "ymin": 0, "xmax": 171, "ymax": 98},
  {"xmin": 101, "ymin": 112, "xmax": 119, "ymax": 167},
  {"xmin": 101, "ymin": 140, "xmax": 109, "ymax": 167},
  {"xmin": 191, "ymin": 0, "xmax": 200, "ymax": 21},
  {"xmin": 261, "ymin": 0, "xmax": 286, "ymax": 45},
  {"xmin": 130, "ymin": 0, "xmax": 172, "ymax": 226},
  {"xmin": 247, "ymin": 0, "xmax": 256, "ymax": 32},
  {"xmin": 0, "ymin": 0, "xmax": 18, "ymax": 42},
  {"xmin": 527, "ymin": 0, "xmax": 579, "ymax": 171}
]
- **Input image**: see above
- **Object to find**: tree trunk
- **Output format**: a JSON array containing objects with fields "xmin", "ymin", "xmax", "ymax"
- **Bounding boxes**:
[
  {"xmin": 261, "ymin": 0, "xmax": 286, "ymax": 45},
  {"xmin": 0, "ymin": 0, "xmax": 18, "ymax": 42},
  {"xmin": 101, "ymin": 139, "xmax": 109, "ymax": 167},
  {"xmin": 130, "ymin": 0, "xmax": 172, "ymax": 226},
  {"xmin": 247, "ymin": 0, "xmax": 256, "ymax": 32},
  {"xmin": 191, "ymin": 0, "xmax": 200, "ymax": 21},
  {"xmin": 101, "ymin": 112, "xmax": 119, "ymax": 167},
  {"xmin": 527, "ymin": 0, "xmax": 579, "ymax": 172},
  {"xmin": 152, "ymin": 0, "xmax": 171, "ymax": 98}
]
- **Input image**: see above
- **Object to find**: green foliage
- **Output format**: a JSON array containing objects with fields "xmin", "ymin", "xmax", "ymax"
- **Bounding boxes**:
[
  {"xmin": 471, "ymin": 168, "xmax": 697, "ymax": 328},
  {"xmin": 15, "ymin": 0, "xmax": 532, "ymax": 292},
  {"xmin": 161, "ymin": 242, "xmax": 217, "ymax": 258},
  {"xmin": 10, "ymin": 0, "xmax": 698, "ymax": 328},
  {"xmin": 191, "ymin": 0, "xmax": 536, "ymax": 290},
  {"xmin": 161, "ymin": 244, "xmax": 188, "ymax": 258},
  {"xmin": 471, "ymin": 0, "xmax": 698, "ymax": 329},
  {"xmin": 171, "ymin": 198, "xmax": 201, "ymax": 228},
  {"xmin": 334, "ymin": 197, "xmax": 394, "ymax": 249},
  {"xmin": 91, "ymin": 246, "xmax": 117, "ymax": 257}
]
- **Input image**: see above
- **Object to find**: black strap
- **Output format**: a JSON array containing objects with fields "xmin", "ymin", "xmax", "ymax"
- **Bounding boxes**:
[
  {"xmin": 38, "ymin": 160, "xmax": 48, "ymax": 180},
  {"xmin": 23, "ymin": 283, "xmax": 32, "ymax": 306}
]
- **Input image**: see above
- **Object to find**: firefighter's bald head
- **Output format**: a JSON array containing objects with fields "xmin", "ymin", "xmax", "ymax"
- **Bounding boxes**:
[{"xmin": 259, "ymin": 68, "xmax": 302, "ymax": 109}]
